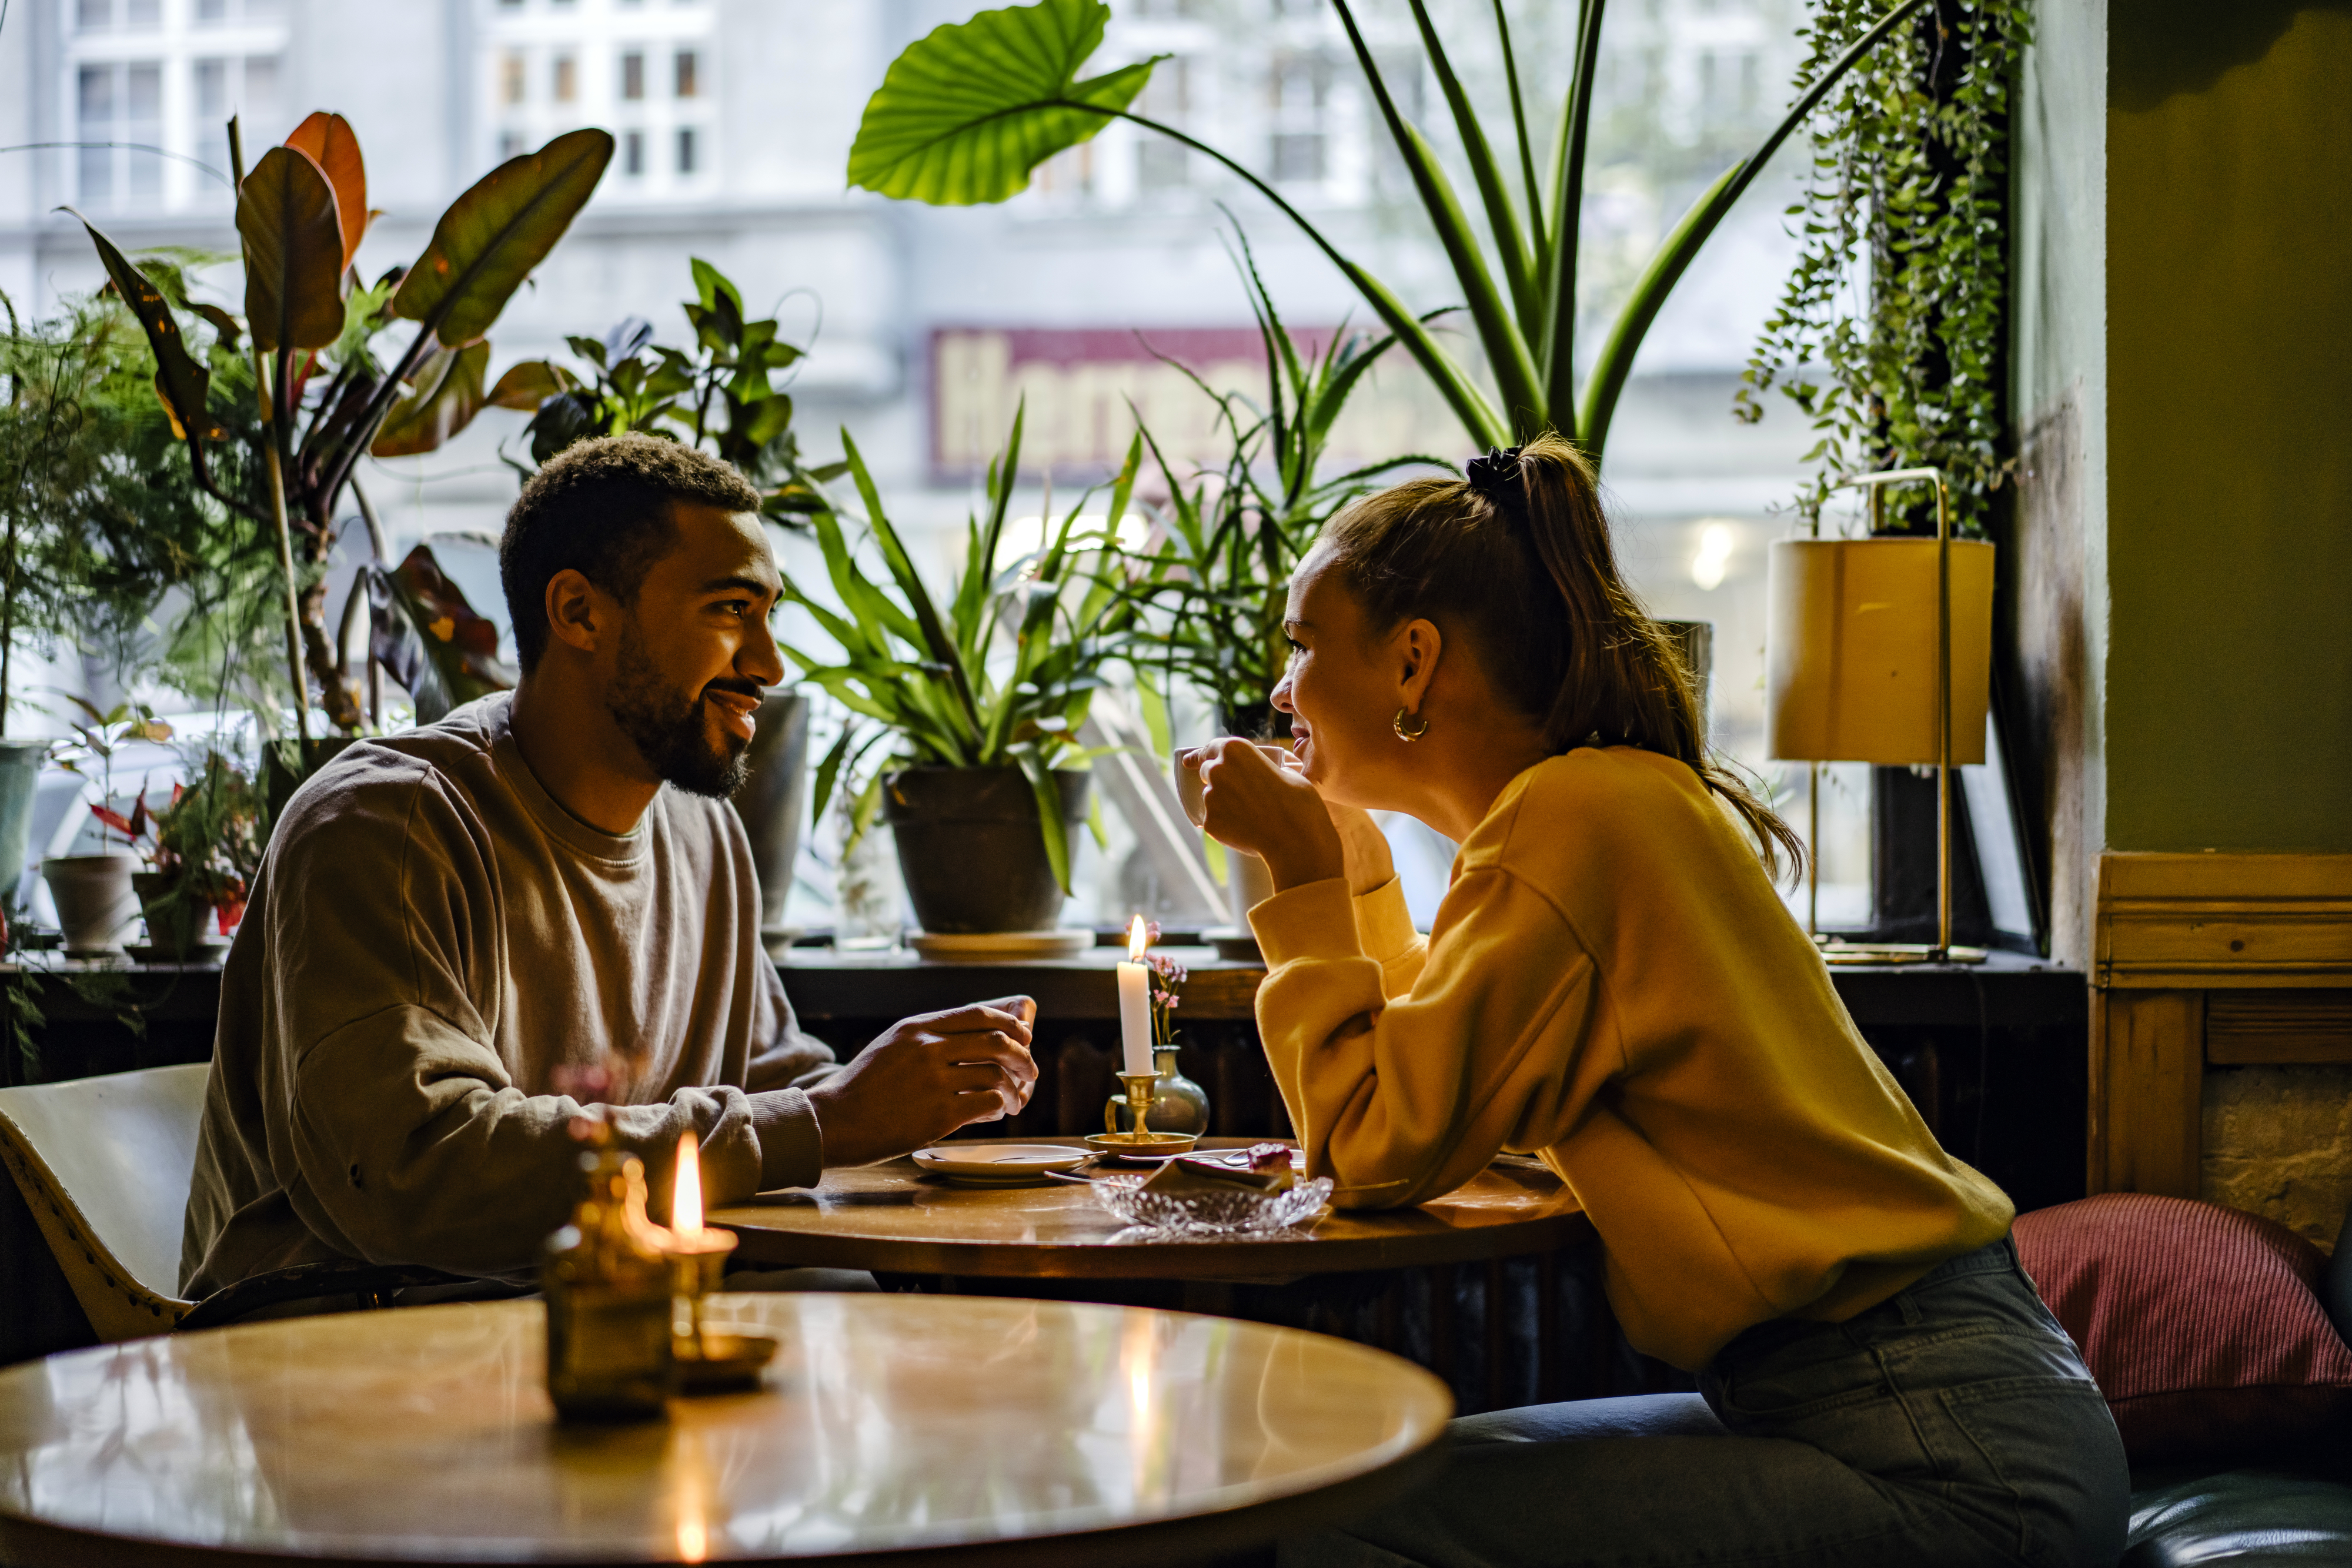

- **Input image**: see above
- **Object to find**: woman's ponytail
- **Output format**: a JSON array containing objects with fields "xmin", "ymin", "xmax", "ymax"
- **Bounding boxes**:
[{"xmin": 1323, "ymin": 432, "xmax": 1805, "ymax": 880}]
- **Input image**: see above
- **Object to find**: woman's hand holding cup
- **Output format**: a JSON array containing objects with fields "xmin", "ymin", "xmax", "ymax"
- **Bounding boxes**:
[{"xmin": 1177, "ymin": 740, "xmax": 1356, "ymax": 894}]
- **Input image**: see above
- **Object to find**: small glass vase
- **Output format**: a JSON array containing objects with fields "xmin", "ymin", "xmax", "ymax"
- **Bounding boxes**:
[
  {"xmin": 1109, "ymin": 1044, "xmax": 1211, "ymax": 1136},
  {"xmin": 833, "ymin": 815, "xmax": 904, "ymax": 952}
]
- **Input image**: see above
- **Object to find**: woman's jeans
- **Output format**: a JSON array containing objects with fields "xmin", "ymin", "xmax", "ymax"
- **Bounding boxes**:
[{"xmin": 1283, "ymin": 1238, "xmax": 2128, "ymax": 1568}]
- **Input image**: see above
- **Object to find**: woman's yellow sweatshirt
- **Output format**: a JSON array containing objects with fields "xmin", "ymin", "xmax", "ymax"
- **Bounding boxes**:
[{"xmin": 1248, "ymin": 746, "xmax": 2013, "ymax": 1372}]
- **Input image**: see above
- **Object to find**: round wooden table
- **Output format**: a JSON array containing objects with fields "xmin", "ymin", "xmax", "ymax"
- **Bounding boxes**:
[
  {"xmin": 710, "ymin": 1138, "xmax": 1592, "ymax": 1279},
  {"xmin": 0, "ymin": 1293, "xmax": 1452, "ymax": 1567}
]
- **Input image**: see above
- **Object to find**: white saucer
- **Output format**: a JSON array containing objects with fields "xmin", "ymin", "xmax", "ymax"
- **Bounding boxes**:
[
  {"xmin": 906, "ymin": 929, "xmax": 1094, "ymax": 962},
  {"xmin": 913, "ymin": 1144, "xmax": 1088, "ymax": 1185}
]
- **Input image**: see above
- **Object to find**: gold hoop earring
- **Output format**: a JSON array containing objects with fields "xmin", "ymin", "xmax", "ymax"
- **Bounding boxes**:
[{"xmin": 1392, "ymin": 708, "xmax": 1429, "ymax": 742}]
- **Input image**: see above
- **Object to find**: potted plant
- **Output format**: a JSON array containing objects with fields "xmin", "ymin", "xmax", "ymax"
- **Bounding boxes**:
[
  {"xmin": 99, "ymin": 751, "xmax": 263, "ymax": 961},
  {"xmin": 42, "ymin": 698, "xmax": 173, "ymax": 956},
  {"xmin": 787, "ymin": 410, "xmax": 1140, "ymax": 935},
  {"xmin": 74, "ymin": 111, "xmax": 612, "ymax": 773}
]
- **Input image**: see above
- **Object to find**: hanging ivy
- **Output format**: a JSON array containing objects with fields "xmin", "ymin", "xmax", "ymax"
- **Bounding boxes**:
[{"xmin": 1735, "ymin": 0, "xmax": 2031, "ymax": 538}]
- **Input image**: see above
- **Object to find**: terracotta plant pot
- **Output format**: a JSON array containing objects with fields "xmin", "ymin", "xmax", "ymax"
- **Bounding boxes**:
[
  {"xmin": 42, "ymin": 852, "xmax": 141, "ymax": 955},
  {"xmin": 882, "ymin": 766, "xmax": 1091, "ymax": 935}
]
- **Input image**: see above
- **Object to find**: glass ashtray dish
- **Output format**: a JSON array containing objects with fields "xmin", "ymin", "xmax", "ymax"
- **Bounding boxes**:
[{"xmin": 1090, "ymin": 1174, "xmax": 1334, "ymax": 1236}]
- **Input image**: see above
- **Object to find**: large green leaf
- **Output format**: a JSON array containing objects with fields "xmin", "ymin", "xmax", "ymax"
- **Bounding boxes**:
[
  {"xmin": 71, "ymin": 214, "xmax": 222, "ymax": 442},
  {"xmin": 370, "ymin": 340, "xmax": 490, "ymax": 457},
  {"xmin": 390, "ymin": 128, "xmax": 613, "ymax": 348},
  {"xmin": 238, "ymin": 145, "xmax": 346, "ymax": 352},
  {"xmin": 846, "ymin": 0, "xmax": 1159, "ymax": 205},
  {"xmin": 283, "ymin": 111, "xmax": 369, "ymax": 275}
]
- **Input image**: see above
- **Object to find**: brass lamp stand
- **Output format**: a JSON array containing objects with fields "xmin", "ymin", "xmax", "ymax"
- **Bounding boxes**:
[{"xmin": 1772, "ymin": 466, "xmax": 1990, "ymax": 967}]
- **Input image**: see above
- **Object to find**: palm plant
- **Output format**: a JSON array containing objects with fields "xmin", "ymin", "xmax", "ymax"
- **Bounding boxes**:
[
  {"xmin": 847, "ymin": 0, "xmax": 1929, "ymax": 461},
  {"xmin": 1118, "ymin": 242, "xmax": 1445, "ymax": 738},
  {"xmin": 74, "ymin": 113, "xmax": 612, "ymax": 743},
  {"xmin": 786, "ymin": 410, "xmax": 1140, "ymax": 893}
]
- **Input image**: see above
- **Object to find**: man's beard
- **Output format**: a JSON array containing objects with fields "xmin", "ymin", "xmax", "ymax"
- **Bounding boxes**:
[{"xmin": 604, "ymin": 623, "xmax": 754, "ymax": 799}]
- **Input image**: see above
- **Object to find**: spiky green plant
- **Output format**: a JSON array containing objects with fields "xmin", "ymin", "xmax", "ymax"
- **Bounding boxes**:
[
  {"xmin": 846, "ymin": 0, "xmax": 1929, "ymax": 462},
  {"xmin": 784, "ymin": 410, "xmax": 1141, "ymax": 893}
]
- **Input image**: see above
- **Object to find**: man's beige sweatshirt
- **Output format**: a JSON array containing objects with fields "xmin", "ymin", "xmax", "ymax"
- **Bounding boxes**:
[{"xmin": 180, "ymin": 695, "xmax": 836, "ymax": 1297}]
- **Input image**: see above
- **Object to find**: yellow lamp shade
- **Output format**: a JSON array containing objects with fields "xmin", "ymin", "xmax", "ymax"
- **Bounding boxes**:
[{"xmin": 1765, "ymin": 537, "xmax": 1994, "ymax": 766}]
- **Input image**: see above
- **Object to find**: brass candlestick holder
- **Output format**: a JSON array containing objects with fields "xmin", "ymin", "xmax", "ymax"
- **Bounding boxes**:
[
  {"xmin": 666, "ymin": 1228, "xmax": 779, "ymax": 1393},
  {"xmin": 1085, "ymin": 1071, "xmax": 1198, "ymax": 1155}
]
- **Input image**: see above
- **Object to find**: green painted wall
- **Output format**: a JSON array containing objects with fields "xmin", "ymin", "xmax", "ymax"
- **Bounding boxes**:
[{"xmin": 2103, "ymin": 3, "xmax": 2352, "ymax": 850}]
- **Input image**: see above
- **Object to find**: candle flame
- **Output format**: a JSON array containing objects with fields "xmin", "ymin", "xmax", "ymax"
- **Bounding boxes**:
[
  {"xmin": 673, "ymin": 1129, "xmax": 703, "ymax": 1241},
  {"xmin": 1128, "ymin": 914, "xmax": 1148, "ymax": 961}
]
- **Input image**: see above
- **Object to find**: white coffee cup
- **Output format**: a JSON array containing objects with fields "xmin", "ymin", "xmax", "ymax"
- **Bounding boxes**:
[{"xmin": 1173, "ymin": 741, "xmax": 1298, "ymax": 828}]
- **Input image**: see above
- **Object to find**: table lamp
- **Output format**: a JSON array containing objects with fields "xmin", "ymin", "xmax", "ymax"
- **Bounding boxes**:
[{"xmin": 1765, "ymin": 466, "xmax": 1993, "ymax": 964}]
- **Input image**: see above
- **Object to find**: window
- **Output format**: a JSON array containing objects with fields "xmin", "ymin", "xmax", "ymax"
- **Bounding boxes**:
[
  {"xmin": 198, "ymin": 0, "xmax": 282, "ymax": 19},
  {"xmin": 501, "ymin": 49, "xmax": 526, "ymax": 105},
  {"xmin": 77, "ymin": 60, "xmax": 163, "ymax": 207},
  {"xmin": 195, "ymin": 52, "xmax": 282, "ymax": 178},
  {"xmin": 79, "ymin": 0, "xmax": 161, "ymax": 28},
  {"xmin": 624, "ymin": 128, "xmax": 644, "ymax": 175},
  {"xmin": 676, "ymin": 126, "xmax": 697, "ymax": 175},
  {"xmin": 552, "ymin": 52, "xmax": 577, "ymax": 103},
  {"xmin": 674, "ymin": 48, "xmax": 699, "ymax": 98},
  {"xmin": 620, "ymin": 49, "xmax": 644, "ymax": 101},
  {"xmin": 1135, "ymin": 58, "xmax": 1190, "ymax": 190},
  {"xmin": 1269, "ymin": 54, "xmax": 1329, "ymax": 185}
]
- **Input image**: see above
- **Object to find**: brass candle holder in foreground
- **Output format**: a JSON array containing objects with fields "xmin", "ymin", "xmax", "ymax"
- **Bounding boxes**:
[
  {"xmin": 1085, "ymin": 1071, "xmax": 1198, "ymax": 1155},
  {"xmin": 665, "ymin": 1131, "xmax": 777, "ymax": 1393}
]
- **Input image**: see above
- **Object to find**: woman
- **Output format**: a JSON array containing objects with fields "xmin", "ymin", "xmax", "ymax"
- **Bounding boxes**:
[{"xmin": 1186, "ymin": 435, "xmax": 2126, "ymax": 1568}]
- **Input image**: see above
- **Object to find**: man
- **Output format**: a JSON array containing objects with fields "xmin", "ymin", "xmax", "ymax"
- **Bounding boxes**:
[{"xmin": 181, "ymin": 434, "xmax": 1036, "ymax": 1296}]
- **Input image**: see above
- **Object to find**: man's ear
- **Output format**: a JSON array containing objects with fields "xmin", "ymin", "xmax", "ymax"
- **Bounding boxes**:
[
  {"xmin": 542, "ymin": 569, "xmax": 606, "ymax": 657},
  {"xmin": 1396, "ymin": 617, "xmax": 1444, "ymax": 707}
]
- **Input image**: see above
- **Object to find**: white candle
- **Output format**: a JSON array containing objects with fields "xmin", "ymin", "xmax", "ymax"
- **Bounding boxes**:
[
  {"xmin": 1117, "ymin": 915, "xmax": 1153, "ymax": 1078},
  {"xmin": 671, "ymin": 1129, "xmax": 703, "ymax": 1242}
]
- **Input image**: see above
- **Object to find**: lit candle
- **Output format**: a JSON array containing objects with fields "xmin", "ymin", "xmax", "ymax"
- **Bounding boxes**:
[
  {"xmin": 666, "ymin": 1131, "xmax": 732, "ymax": 1257},
  {"xmin": 672, "ymin": 1129, "xmax": 703, "ymax": 1243},
  {"xmin": 1117, "ymin": 915, "xmax": 1154, "ymax": 1078}
]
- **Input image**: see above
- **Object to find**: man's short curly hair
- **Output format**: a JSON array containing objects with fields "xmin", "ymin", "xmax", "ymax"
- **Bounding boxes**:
[{"xmin": 500, "ymin": 434, "xmax": 763, "ymax": 672}]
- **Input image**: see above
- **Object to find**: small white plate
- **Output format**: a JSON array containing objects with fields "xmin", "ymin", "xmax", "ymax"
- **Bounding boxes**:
[
  {"xmin": 913, "ymin": 1144, "xmax": 1088, "ymax": 1184},
  {"xmin": 906, "ymin": 930, "xmax": 1094, "ymax": 962}
]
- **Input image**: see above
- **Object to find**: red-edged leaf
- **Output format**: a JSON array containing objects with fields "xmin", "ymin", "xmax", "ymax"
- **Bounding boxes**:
[
  {"xmin": 370, "ymin": 339, "xmax": 490, "ymax": 457},
  {"xmin": 366, "ymin": 543, "xmax": 517, "ymax": 723},
  {"xmin": 284, "ymin": 111, "xmax": 369, "ymax": 274},
  {"xmin": 390, "ymin": 128, "xmax": 613, "ymax": 349},
  {"xmin": 486, "ymin": 358, "xmax": 578, "ymax": 410},
  {"xmin": 90, "ymin": 804, "xmax": 138, "ymax": 838},
  {"xmin": 74, "ymin": 212, "xmax": 225, "ymax": 442},
  {"xmin": 238, "ymin": 144, "xmax": 346, "ymax": 352}
]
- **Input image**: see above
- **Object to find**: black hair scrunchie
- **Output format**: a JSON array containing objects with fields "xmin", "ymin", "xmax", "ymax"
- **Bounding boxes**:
[{"xmin": 1464, "ymin": 445, "xmax": 1528, "ymax": 525}]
